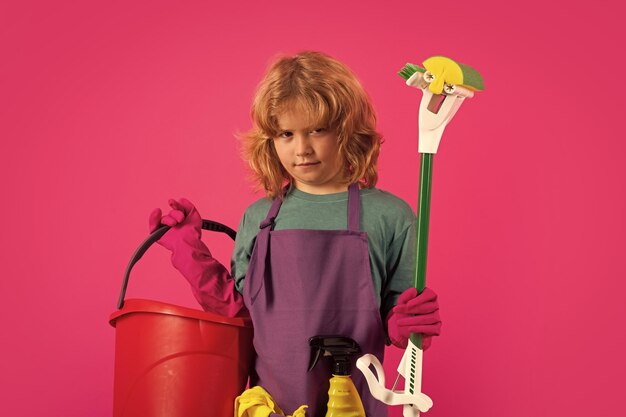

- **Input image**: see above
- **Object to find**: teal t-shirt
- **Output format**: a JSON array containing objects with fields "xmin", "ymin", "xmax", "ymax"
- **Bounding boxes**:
[{"xmin": 231, "ymin": 186, "xmax": 416, "ymax": 318}]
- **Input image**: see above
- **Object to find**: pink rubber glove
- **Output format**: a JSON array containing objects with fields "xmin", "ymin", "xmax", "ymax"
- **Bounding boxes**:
[
  {"xmin": 386, "ymin": 287, "xmax": 441, "ymax": 350},
  {"xmin": 149, "ymin": 198, "xmax": 245, "ymax": 317}
]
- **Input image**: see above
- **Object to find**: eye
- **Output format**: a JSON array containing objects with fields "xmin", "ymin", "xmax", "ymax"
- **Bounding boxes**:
[
  {"xmin": 310, "ymin": 128, "xmax": 327, "ymax": 136},
  {"xmin": 277, "ymin": 131, "xmax": 293, "ymax": 139}
]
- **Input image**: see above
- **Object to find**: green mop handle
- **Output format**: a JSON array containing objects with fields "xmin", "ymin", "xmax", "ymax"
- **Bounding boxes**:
[{"xmin": 410, "ymin": 152, "xmax": 433, "ymax": 348}]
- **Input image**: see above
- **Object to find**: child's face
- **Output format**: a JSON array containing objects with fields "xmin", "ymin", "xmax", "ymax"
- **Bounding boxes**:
[{"xmin": 273, "ymin": 110, "xmax": 346, "ymax": 194}]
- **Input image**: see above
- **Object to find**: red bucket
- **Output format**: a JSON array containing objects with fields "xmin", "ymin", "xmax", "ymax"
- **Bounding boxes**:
[{"xmin": 109, "ymin": 220, "xmax": 254, "ymax": 417}]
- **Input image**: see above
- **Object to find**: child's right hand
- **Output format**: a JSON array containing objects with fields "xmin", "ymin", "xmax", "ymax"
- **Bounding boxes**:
[
  {"xmin": 147, "ymin": 198, "xmax": 244, "ymax": 316},
  {"xmin": 148, "ymin": 198, "xmax": 204, "ymax": 253}
]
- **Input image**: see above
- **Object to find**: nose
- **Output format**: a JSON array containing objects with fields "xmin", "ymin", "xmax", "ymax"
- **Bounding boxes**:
[{"xmin": 295, "ymin": 134, "xmax": 312, "ymax": 156}]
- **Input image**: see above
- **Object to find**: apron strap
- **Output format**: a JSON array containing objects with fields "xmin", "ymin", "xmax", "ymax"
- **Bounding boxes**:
[
  {"xmin": 249, "ymin": 187, "xmax": 287, "ymax": 305},
  {"xmin": 259, "ymin": 194, "xmax": 283, "ymax": 229},
  {"xmin": 347, "ymin": 183, "xmax": 361, "ymax": 232}
]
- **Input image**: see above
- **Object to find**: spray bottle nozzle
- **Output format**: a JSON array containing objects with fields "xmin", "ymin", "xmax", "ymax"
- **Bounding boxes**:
[{"xmin": 308, "ymin": 335, "xmax": 361, "ymax": 376}]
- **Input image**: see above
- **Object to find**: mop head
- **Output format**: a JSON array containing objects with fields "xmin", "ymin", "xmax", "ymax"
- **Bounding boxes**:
[{"xmin": 398, "ymin": 56, "xmax": 484, "ymax": 94}]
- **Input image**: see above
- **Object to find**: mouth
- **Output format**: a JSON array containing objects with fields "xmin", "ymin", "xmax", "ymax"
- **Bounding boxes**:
[{"xmin": 295, "ymin": 162, "xmax": 320, "ymax": 167}]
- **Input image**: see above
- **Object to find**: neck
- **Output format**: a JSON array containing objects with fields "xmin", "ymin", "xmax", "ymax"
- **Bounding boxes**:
[{"xmin": 293, "ymin": 182, "xmax": 350, "ymax": 195}]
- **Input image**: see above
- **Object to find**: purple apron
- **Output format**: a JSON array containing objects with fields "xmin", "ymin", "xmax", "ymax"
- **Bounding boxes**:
[{"xmin": 243, "ymin": 184, "xmax": 387, "ymax": 417}]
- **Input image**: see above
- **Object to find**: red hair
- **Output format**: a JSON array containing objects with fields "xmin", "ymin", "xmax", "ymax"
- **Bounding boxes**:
[{"xmin": 240, "ymin": 51, "xmax": 382, "ymax": 198}]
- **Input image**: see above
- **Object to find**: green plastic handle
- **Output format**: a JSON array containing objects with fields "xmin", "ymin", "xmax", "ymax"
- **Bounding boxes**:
[{"xmin": 410, "ymin": 153, "xmax": 433, "ymax": 348}]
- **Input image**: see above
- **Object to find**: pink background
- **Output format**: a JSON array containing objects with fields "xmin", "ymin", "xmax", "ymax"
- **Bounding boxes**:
[{"xmin": 1, "ymin": 1, "xmax": 624, "ymax": 416}]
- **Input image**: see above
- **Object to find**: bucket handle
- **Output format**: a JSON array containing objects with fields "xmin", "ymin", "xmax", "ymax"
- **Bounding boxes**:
[{"xmin": 117, "ymin": 219, "xmax": 237, "ymax": 309}]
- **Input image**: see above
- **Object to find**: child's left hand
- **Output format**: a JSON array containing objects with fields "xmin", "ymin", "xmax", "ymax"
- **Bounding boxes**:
[{"xmin": 387, "ymin": 287, "xmax": 442, "ymax": 350}]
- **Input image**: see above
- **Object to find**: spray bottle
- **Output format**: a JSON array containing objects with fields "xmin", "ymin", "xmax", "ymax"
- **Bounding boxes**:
[{"xmin": 308, "ymin": 336, "xmax": 366, "ymax": 417}]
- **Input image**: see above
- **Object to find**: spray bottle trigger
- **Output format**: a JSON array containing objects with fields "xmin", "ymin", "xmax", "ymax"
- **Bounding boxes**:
[
  {"xmin": 308, "ymin": 335, "xmax": 361, "ymax": 375},
  {"xmin": 308, "ymin": 343, "xmax": 323, "ymax": 372}
]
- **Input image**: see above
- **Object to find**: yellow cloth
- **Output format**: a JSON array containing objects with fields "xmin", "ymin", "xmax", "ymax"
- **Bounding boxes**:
[
  {"xmin": 289, "ymin": 405, "xmax": 308, "ymax": 417},
  {"xmin": 234, "ymin": 386, "xmax": 308, "ymax": 417}
]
